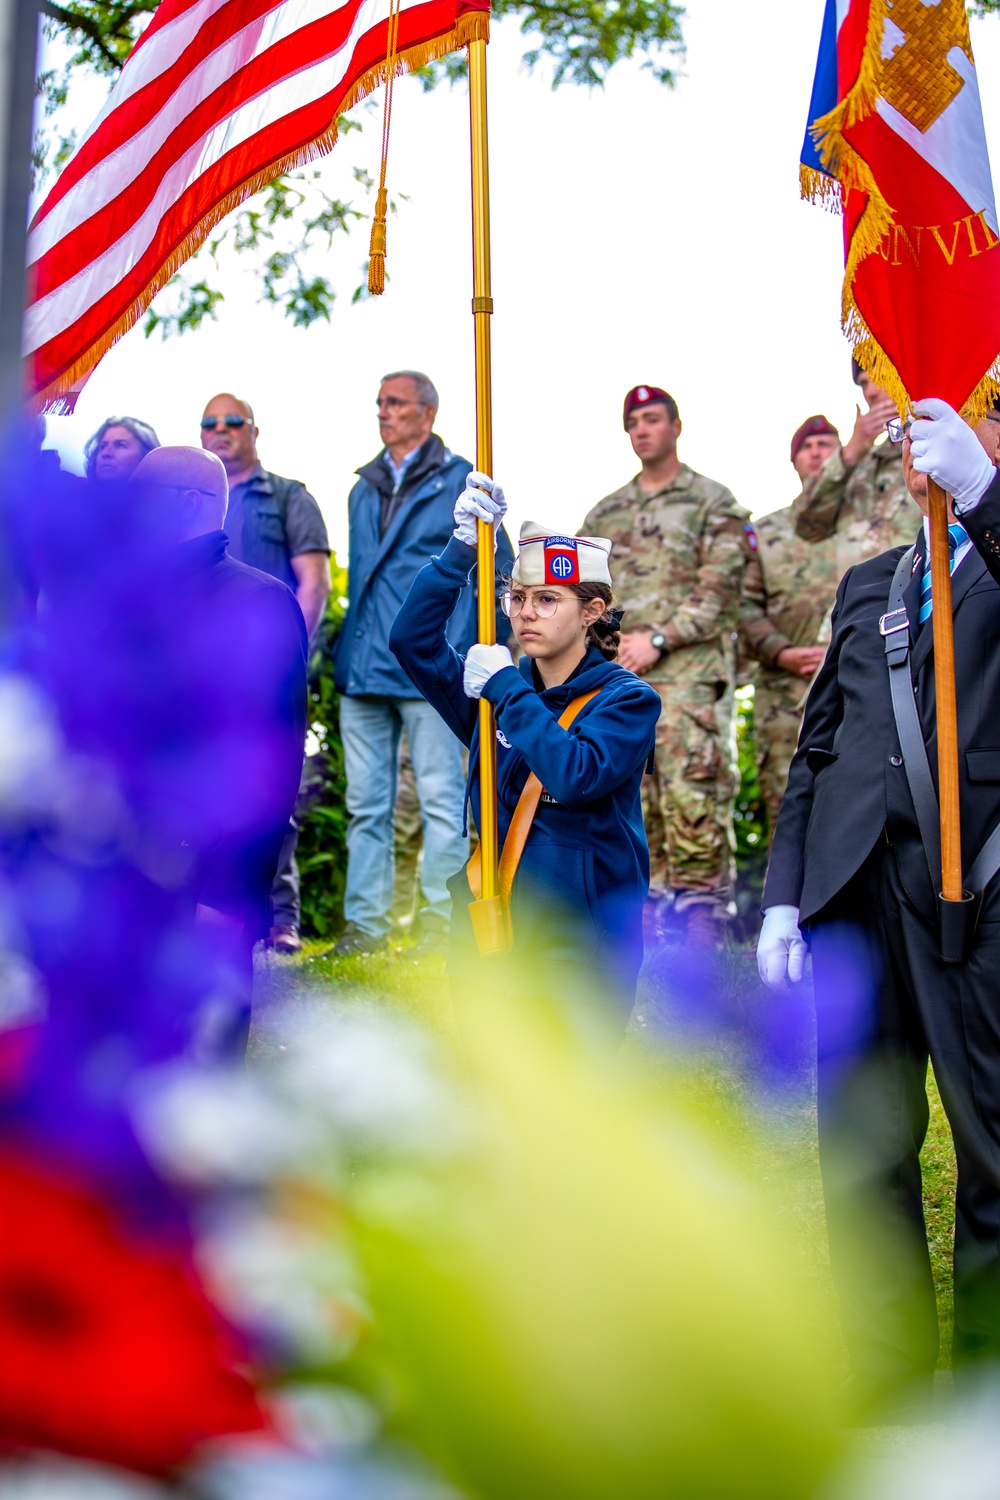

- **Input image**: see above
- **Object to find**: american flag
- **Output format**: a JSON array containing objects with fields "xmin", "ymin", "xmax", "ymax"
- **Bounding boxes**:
[{"xmin": 25, "ymin": 0, "xmax": 489, "ymax": 409}]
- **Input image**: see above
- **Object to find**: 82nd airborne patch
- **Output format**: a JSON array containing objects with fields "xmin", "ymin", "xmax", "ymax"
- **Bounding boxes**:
[{"xmin": 542, "ymin": 536, "xmax": 581, "ymax": 585}]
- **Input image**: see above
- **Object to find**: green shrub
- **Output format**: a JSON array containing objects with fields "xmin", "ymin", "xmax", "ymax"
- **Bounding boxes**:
[
  {"xmin": 734, "ymin": 685, "xmax": 767, "ymax": 863},
  {"xmin": 733, "ymin": 686, "xmax": 768, "ymax": 941}
]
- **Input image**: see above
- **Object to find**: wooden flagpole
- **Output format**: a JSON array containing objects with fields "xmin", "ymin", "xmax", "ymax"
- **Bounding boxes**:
[
  {"xmin": 466, "ymin": 35, "xmax": 510, "ymax": 955},
  {"xmin": 927, "ymin": 477, "xmax": 963, "ymax": 903}
]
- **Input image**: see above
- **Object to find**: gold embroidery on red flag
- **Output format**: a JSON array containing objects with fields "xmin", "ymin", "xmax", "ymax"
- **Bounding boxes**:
[
  {"xmin": 882, "ymin": 0, "xmax": 973, "ymax": 134},
  {"xmin": 800, "ymin": 0, "xmax": 1000, "ymax": 424}
]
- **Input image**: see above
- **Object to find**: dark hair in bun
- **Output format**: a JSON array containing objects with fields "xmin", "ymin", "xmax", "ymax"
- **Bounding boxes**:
[{"xmin": 569, "ymin": 581, "xmax": 621, "ymax": 661}]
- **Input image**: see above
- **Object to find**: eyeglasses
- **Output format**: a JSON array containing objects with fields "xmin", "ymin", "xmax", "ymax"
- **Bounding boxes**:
[
  {"xmin": 140, "ymin": 482, "xmax": 221, "ymax": 497},
  {"xmin": 501, "ymin": 590, "xmax": 568, "ymax": 619},
  {"xmin": 887, "ymin": 411, "xmax": 1000, "ymax": 445},
  {"xmin": 200, "ymin": 414, "xmax": 249, "ymax": 431}
]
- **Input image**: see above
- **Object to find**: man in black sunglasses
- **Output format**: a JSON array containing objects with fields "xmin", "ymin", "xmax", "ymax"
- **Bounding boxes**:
[{"xmin": 200, "ymin": 393, "xmax": 331, "ymax": 956}]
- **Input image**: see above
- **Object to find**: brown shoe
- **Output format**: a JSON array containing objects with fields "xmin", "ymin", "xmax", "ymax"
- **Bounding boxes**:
[
  {"xmin": 270, "ymin": 924, "xmax": 302, "ymax": 956},
  {"xmin": 684, "ymin": 905, "xmax": 725, "ymax": 951}
]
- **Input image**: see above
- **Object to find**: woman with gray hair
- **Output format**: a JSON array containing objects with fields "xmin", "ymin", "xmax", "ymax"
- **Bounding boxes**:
[{"xmin": 85, "ymin": 415, "xmax": 161, "ymax": 482}]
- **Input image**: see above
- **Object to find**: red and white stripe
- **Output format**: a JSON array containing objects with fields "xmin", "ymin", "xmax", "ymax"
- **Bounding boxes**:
[{"xmin": 26, "ymin": 0, "xmax": 488, "ymax": 407}]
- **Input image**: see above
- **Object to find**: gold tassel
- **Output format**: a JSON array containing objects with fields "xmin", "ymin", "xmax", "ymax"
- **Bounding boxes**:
[
  {"xmin": 366, "ymin": 0, "xmax": 401, "ymax": 296},
  {"xmin": 367, "ymin": 187, "xmax": 388, "ymax": 295}
]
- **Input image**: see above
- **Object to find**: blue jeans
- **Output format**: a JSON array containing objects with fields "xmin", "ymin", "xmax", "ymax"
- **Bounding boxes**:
[{"xmin": 340, "ymin": 695, "xmax": 468, "ymax": 938}]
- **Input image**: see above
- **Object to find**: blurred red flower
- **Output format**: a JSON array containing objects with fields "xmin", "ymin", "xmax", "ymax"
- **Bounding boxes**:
[{"xmin": 0, "ymin": 1149, "xmax": 266, "ymax": 1474}]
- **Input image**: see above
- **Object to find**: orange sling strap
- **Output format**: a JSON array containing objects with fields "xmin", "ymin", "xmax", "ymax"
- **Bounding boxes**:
[{"xmin": 466, "ymin": 688, "xmax": 600, "ymax": 911}]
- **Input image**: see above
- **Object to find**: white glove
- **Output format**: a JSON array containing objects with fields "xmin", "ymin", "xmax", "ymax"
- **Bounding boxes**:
[
  {"xmin": 757, "ymin": 905, "xmax": 808, "ymax": 993},
  {"xmin": 463, "ymin": 642, "xmax": 514, "ymax": 698},
  {"xmin": 909, "ymin": 398, "xmax": 997, "ymax": 512},
  {"xmin": 454, "ymin": 471, "xmax": 507, "ymax": 547}
]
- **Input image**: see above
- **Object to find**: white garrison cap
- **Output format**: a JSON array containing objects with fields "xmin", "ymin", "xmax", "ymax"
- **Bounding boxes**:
[{"xmin": 511, "ymin": 520, "xmax": 613, "ymax": 586}]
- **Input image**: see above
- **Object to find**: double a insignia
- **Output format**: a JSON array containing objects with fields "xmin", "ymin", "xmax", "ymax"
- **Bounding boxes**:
[{"xmin": 882, "ymin": 0, "xmax": 974, "ymax": 134}]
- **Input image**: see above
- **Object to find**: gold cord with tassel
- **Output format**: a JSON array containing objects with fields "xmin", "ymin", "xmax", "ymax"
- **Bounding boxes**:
[{"xmin": 368, "ymin": 0, "xmax": 402, "ymax": 295}]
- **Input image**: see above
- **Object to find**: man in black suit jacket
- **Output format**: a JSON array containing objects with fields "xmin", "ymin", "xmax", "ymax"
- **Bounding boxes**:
[{"xmin": 758, "ymin": 398, "xmax": 1000, "ymax": 1419}]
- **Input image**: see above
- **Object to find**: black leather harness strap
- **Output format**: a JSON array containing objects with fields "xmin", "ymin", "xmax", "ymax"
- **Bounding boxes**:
[
  {"xmin": 883, "ymin": 545, "xmax": 1000, "ymax": 909},
  {"xmin": 883, "ymin": 547, "xmax": 942, "ymax": 894}
]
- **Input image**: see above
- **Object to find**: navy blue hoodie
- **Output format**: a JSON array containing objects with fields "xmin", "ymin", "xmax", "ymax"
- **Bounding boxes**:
[{"xmin": 389, "ymin": 535, "xmax": 661, "ymax": 994}]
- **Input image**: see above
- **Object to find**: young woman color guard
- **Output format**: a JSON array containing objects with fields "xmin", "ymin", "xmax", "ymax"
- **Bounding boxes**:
[{"xmin": 389, "ymin": 473, "xmax": 660, "ymax": 1014}]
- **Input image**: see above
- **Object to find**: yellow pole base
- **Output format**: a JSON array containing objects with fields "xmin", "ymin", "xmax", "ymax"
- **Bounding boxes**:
[{"xmin": 468, "ymin": 895, "xmax": 512, "ymax": 957}]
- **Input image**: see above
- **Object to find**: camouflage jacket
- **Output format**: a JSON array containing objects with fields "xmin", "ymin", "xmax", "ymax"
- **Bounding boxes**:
[
  {"xmin": 581, "ymin": 465, "xmax": 749, "ymax": 686},
  {"xmin": 739, "ymin": 507, "xmax": 840, "ymax": 671},
  {"xmin": 791, "ymin": 440, "xmax": 918, "ymax": 576}
]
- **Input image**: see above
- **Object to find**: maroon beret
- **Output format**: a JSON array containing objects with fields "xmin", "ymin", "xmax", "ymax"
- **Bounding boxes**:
[
  {"xmin": 623, "ymin": 385, "xmax": 676, "ymax": 428},
  {"xmin": 790, "ymin": 414, "xmax": 839, "ymax": 462}
]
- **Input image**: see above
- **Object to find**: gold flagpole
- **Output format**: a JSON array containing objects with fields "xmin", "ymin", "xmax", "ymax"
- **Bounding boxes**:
[
  {"xmin": 927, "ymin": 475, "xmax": 977, "ymax": 962},
  {"xmin": 466, "ymin": 34, "xmax": 510, "ymax": 954},
  {"xmin": 927, "ymin": 479, "xmax": 963, "ymax": 902}
]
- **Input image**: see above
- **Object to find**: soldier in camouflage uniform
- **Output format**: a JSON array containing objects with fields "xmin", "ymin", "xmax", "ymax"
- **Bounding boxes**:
[
  {"xmin": 793, "ymin": 361, "xmax": 915, "ymax": 567},
  {"xmin": 582, "ymin": 384, "xmax": 749, "ymax": 947},
  {"xmin": 740, "ymin": 417, "xmax": 841, "ymax": 837}
]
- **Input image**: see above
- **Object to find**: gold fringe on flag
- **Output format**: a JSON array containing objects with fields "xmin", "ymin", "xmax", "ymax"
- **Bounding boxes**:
[{"xmin": 32, "ymin": 9, "xmax": 490, "ymax": 410}]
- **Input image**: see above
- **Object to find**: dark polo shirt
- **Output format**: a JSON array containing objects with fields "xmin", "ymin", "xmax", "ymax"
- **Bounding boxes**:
[{"xmin": 225, "ymin": 463, "xmax": 330, "ymax": 590}]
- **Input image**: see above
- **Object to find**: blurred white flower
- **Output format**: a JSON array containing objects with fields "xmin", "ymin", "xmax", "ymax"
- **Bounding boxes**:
[
  {"xmin": 130, "ymin": 1064, "xmax": 318, "ymax": 1185},
  {"xmin": 0, "ymin": 944, "xmax": 46, "ymax": 1029},
  {"xmin": 0, "ymin": 1456, "xmax": 173, "ymax": 1499},
  {"xmin": 0, "ymin": 675, "xmax": 62, "ymax": 813},
  {"xmin": 269, "ymin": 1383, "xmax": 381, "ymax": 1453},
  {"xmin": 196, "ymin": 1206, "xmax": 368, "ymax": 1364},
  {"xmin": 820, "ymin": 1378, "xmax": 1000, "ymax": 1500},
  {"xmin": 273, "ymin": 1002, "xmax": 460, "ymax": 1154},
  {"xmin": 192, "ymin": 1444, "xmax": 460, "ymax": 1500}
]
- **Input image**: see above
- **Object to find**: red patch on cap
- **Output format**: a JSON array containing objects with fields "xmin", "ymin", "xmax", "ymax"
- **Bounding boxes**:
[{"xmin": 543, "ymin": 537, "xmax": 580, "ymax": 585}]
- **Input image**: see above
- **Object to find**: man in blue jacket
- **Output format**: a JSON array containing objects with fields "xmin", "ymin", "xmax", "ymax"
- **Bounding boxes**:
[{"xmin": 332, "ymin": 369, "xmax": 513, "ymax": 956}]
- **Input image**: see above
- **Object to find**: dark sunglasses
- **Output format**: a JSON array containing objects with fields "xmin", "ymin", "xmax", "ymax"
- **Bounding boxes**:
[{"xmin": 200, "ymin": 414, "xmax": 249, "ymax": 430}]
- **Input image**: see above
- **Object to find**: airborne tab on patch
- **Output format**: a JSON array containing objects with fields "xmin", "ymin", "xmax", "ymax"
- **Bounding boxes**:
[{"xmin": 542, "ymin": 536, "xmax": 580, "ymax": 585}]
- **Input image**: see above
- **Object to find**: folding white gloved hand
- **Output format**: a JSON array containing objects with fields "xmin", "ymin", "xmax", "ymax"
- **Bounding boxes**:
[
  {"xmin": 909, "ymin": 398, "xmax": 997, "ymax": 512},
  {"xmin": 756, "ymin": 905, "xmax": 808, "ymax": 993},
  {"xmin": 463, "ymin": 642, "xmax": 515, "ymax": 698},
  {"xmin": 454, "ymin": 471, "xmax": 508, "ymax": 548}
]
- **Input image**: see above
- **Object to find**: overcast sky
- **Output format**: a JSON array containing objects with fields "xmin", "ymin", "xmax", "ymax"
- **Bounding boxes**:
[{"xmin": 37, "ymin": 2, "xmax": 1000, "ymax": 560}]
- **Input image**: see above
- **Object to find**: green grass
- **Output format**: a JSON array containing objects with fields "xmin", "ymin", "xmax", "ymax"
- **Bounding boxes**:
[
  {"xmin": 923, "ymin": 1070, "xmax": 957, "ymax": 1363},
  {"xmin": 262, "ymin": 934, "xmax": 959, "ymax": 1371}
]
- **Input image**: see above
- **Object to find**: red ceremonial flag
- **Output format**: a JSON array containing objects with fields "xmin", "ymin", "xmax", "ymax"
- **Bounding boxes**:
[
  {"xmin": 801, "ymin": 0, "xmax": 1000, "ymax": 418},
  {"xmin": 25, "ymin": 0, "xmax": 489, "ymax": 409}
]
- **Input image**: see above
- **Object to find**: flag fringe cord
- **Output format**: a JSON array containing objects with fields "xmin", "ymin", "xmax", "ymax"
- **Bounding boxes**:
[
  {"xmin": 842, "ymin": 287, "xmax": 1000, "ymax": 425},
  {"xmin": 33, "ymin": 10, "xmax": 490, "ymax": 411}
]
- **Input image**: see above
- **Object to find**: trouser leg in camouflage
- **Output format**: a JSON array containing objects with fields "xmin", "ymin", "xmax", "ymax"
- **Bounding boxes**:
[
  {"xmin": 641, "ymin": 680, "xmax": 736, "ymax": 913},
  {"xmin": 753, "ymin": 679, "xmax": 806, "ymax": 843}
]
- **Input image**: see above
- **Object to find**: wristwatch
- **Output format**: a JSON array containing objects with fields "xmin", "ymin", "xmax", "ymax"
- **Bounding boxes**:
[{"xmin": 650, "ymin": 632, "xmax": 668, "ymax": 659}]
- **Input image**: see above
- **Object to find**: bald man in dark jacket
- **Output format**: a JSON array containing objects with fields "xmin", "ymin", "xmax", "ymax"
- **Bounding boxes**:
[{"xmin": 124, "ymin": 448, "xmax": 308, "ymax": 1046}]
